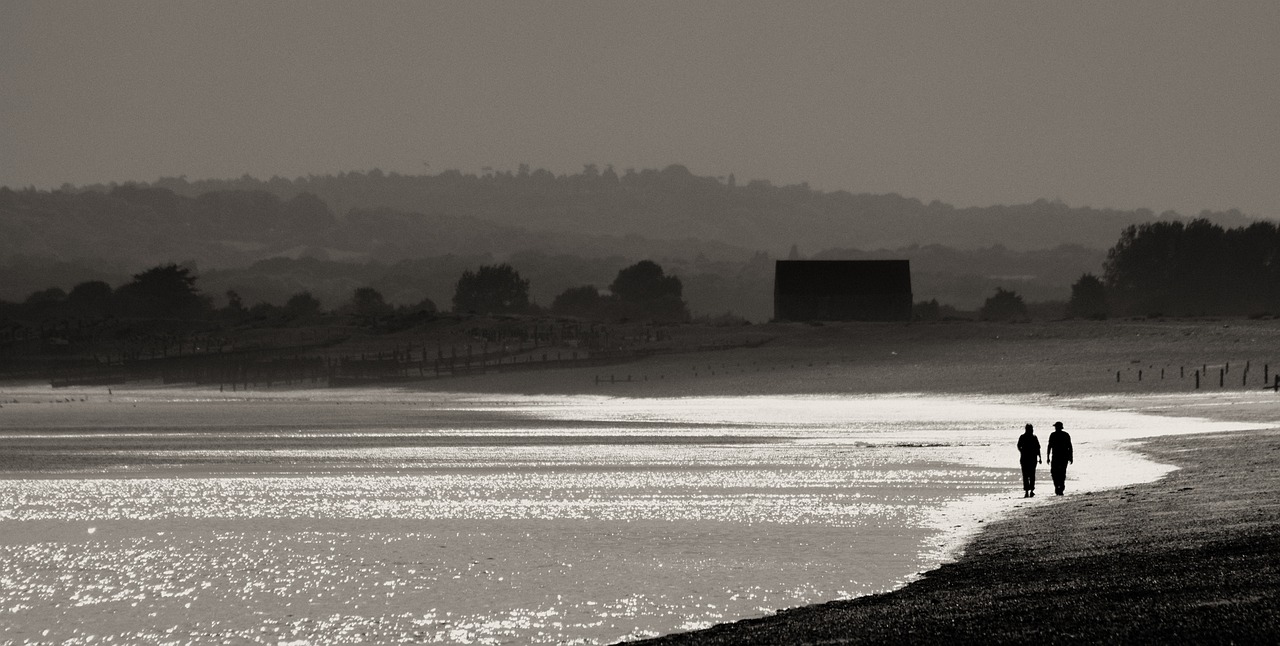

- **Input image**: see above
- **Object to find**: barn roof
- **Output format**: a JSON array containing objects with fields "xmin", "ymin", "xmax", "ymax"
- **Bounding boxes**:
[{"xmin": 774, "ymin": 260, "xmax": 912, "ymax": 295}]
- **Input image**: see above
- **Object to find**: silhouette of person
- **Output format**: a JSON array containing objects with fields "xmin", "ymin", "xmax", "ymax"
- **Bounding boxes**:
[
  {"xmin": 1017, "ymin": 423, "xmax": 1041, "ymax": 497},
  {"xmin": 1047, "ymin": 421, "xmax": 1073, "ymax": 495}
]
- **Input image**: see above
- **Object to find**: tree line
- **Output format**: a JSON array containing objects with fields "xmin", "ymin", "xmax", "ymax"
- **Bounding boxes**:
[
  {"xmin": 996, "ymin": 219, "xmax": 1280, "ymax": 321},
  {"xmin": 7, "ymin": 208, "xmax": 1277, "ymax": 331},
  {"xmin": 936, "ymin": 219, "xmax": 1280, "ymax": 322},
  {"xmin": 2, "ymin": 258, "xmax": 689, "ymax": 336},
  {"xmin": 1099, "ymin": 219, "xmax": 1280, "ymax": 317}
]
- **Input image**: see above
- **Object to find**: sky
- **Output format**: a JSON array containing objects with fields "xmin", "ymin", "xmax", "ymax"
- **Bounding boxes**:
[{"xmin": 2, "ymin": 1, "xmax": 1278, "ymax": 217}]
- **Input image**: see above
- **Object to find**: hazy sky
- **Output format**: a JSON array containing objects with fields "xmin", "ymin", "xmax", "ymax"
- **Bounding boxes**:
[{"xmin": 3, "ymin": 1, "xmax": 1278, "ymax": 217}]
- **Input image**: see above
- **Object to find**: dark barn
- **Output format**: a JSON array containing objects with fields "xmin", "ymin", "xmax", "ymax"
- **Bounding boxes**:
[{"xmin": 773, "ymin": 260, "xmax": 913, "ymax": 321}]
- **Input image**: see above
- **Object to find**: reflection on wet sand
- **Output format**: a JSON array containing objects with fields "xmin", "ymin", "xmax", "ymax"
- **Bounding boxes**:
[{"xmin": 0, "ymin": 388, "xmax": 1259, "ymax": 644}]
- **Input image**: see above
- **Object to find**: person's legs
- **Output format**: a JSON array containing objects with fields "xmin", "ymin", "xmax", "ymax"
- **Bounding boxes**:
[
  {"xmin": 1051, "ymin": 462, "xmax": 1067, "ymax": 494},
  {"xmin": 1021, "ymin": 461, "xmax": 1036, "ymax": 496}
]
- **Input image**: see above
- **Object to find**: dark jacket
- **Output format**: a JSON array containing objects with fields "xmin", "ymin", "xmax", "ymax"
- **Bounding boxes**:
[
  {"xmin": 1017, "ymin": 433, "xmax": 1041, "ymax": 463},
  {"xmin": 1048, "ymin": 430, "xmax": 1073, "ymax": 463}
]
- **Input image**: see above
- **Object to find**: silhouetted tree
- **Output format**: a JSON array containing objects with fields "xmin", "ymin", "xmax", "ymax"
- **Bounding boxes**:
[
  {"xmin": 611, "ymin": 261, "xmax": 681, "ymax": 302},
  {"xmin": 24, "ymin": 287, "xmax": 66, "ymax": 305},
  {"xmin": 401, "ymin": 297, "xmax": 437, "ymax": 315},
  {"xmin": 223, "ymin": 290, "xmax": 247, "ymax": 315},
  {"xmin": 284, "ymin": 291, "xmax": 323, "ymax": 319},
  {"xmin": 19, "ymin": 287, "xmax": 68, "ymax": 321},
  {"xmin": 980, "ymin": 287, "xmax": 1028, "ymax": 321},
  {"xmin": 247, "ymin": 301, "xmax": 282, "ymax": 320},
  {"xmin": 1104, "ymin": 221, "xmax": 1181, "ymax": 316},
  {"xmin": 609, "ymin": 260, "xmax": 689, "ymax": 321},
  {"xmin": 1103, "ymin": 218, "xmax": 1280, "ymax": 316},
  {"xmin": 25, "ymin": 287, "xmax": 65, "ymax": 305},
  {"xmin": 349, "ymin": 287, "xmax": 392, "ymax": 321},
  {"xmin": 551, "ymin": 285, "xmax": 603, "ymax": 318},
  {"xmin": 115, "ymin": 264, "xmax": 208, "ymax": 319},
  {"xmin": 452, "ymin": 264, "xmax": 530, "ymax": 314},
  {"xmin": 1066, "ymin": 274, "xmax": 1109, "ymax": 319},
  {"xmin": 913, "ymin": 299, "xmax": 941, "ymax": 321},
  {"xmin": 67, "ymin": 281, "xmax": 113, "ymax": 319}
]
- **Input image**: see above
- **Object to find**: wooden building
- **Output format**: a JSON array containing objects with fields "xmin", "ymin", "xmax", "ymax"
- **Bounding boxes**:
[{"xmin": 773, "ymin": 260, "xmax": 913, "ymax": 321}]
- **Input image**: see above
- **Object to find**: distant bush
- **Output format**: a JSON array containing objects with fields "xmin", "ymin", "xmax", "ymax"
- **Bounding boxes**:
[{"xmin": 980, "ymin": 288, "xmax": 1029, "ymax": 322}]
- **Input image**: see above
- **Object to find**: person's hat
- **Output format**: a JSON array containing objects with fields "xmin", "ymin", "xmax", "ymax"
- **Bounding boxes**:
[{"xmin": 1053, "ymin": 421, "xmax": 1064, "ymax": 428}]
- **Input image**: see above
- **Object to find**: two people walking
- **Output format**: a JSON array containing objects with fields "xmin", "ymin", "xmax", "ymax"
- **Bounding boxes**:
[{"xmin": 1017, "ymin": 422, "xmax": 1073, "ymax": 497}]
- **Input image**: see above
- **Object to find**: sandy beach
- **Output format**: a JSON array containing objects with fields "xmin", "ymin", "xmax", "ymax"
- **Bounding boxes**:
[
  {"xmin": 591, "ymin": 320, "xmax": 1280, "ymax": 644},
  {"xmin": 4, "ymin": 319, "xmax": 1280, "ymax": 643},
  {"xmin": 395, "ymin": 318, "xmax": 1280, "ymax": 399},
  {"xmin": 398, "ymin": 318, "xmax": 1280, "ymax": 644},
  {"xmin": 633, "ymin": 427, "xmax": 1280, "ymax": 644}
]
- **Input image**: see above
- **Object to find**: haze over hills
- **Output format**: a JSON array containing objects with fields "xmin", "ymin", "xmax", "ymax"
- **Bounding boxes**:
[
  {"xmin": 128, "ymin": 165, "xmax": 1259, "ymax": 253},
  {"xmin": 1, "ymin": 166, "xmax": 1263, "ymax": 320}
]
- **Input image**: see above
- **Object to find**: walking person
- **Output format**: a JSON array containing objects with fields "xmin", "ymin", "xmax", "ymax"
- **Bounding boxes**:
[
  {"xmin": 1017, "ymin": 423, "xmax": 1041, "ymax": 497},
  {"xmin": 1047, "ymin": 421, "xmax": 1073, "ymax": 495}
]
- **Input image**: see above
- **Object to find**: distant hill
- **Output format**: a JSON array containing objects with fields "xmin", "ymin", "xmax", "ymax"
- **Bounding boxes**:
[
  {"xmin": 0, "ymin": 183, "xmax": 750, "ymax": 270},
  {"xmin": 105, "ymin": 165, "xmax": 1262, "ymax": 253},
  {"xmin": 2, "ymin": 166, "xmax": 1245, "ymax": 318}
]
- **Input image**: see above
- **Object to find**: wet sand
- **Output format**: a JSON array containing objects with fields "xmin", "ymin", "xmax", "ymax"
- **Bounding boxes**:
[
  {"xmin": 407, "ymin": 318, "xmax": 1280, "ymax": 644},
  {"xmin": 402, "ymin": 318, "xmax": 1280, "ymax": 399},
  {"xmin": 606, "ymin": 320, "xmax": 1280, "ymax": 644},
  {"xmin": 8, "ymin": 319, "xmax": 1280, "ymax": 642},
  {"xmin": 633, "ymin": 428, "xmax": 1280, "ymax": 644}
]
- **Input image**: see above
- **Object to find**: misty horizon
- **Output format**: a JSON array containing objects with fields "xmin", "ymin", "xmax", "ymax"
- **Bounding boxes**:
[
  {"xmin": 9, "ymin": 163, "xmax": 1277, "ymax": 221},
  {"xmin": 4, "ymin": 2, "xmax": 1278, "ymax": 219}
]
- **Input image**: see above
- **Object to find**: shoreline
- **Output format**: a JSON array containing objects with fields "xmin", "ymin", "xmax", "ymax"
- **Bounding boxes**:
[
  {"xmin": 6, "ymin": 384, "xmax": 1274, "ymax": 642},
  {"xmin": 632, "ymin": 425, "xmax": 1280, "ymax": 644},
  {"xmin": 6, "ymin": 319, "xmax": 1280, "ymax": 642}
]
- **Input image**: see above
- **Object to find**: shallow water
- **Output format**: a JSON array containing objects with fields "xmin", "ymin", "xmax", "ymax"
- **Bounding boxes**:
[{"xmin": 0, "ymin": 388, "xmax": 1264, "ymax": 644}]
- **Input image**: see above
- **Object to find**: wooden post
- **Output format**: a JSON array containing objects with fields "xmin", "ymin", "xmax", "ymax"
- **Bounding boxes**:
[
  {"xmin": 1116, "ymin": 371, "xmax": 1121, "ymax": 383},
  {"xmin": 1138, "ymin": 370, "xmax": 1142, "ymax": 381},
  {"xmin": 1195, "ymin": 370, "xmax": 1200, "ymax": 389},
  {"xmin": 1220, "ymin": 368, "xmax": 1225, "ymax": 387}
]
